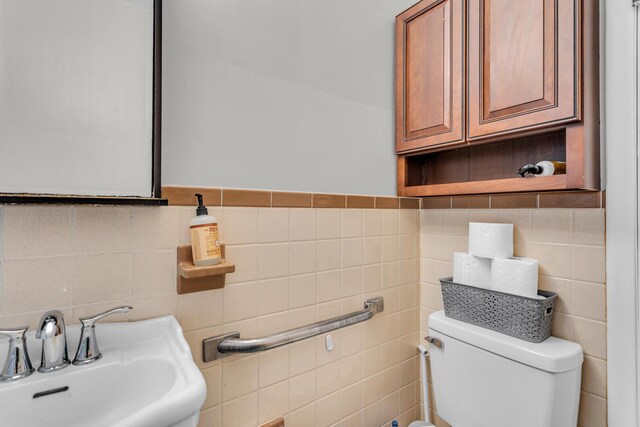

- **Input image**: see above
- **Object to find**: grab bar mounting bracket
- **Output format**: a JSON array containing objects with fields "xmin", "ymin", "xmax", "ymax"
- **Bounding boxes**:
[
  {"xmin": 365, "ymin": 297, "xmax": 384, "ymax": 314},
  {"xmin": 203, "ymin": 332, "xmax": 240, "ymax": 362}
]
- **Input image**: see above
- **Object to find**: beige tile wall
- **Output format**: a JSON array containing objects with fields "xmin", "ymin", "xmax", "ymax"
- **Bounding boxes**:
[
  {"xmin": 0, "ymin": 205, "xmax": 421, "ymax": 427},
  {"xmin": 419, "ymin": 209, "xmax": 607, "ymax": 427}
]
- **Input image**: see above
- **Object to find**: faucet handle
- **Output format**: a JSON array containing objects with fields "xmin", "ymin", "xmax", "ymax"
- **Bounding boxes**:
[
  {"xmin": 79, "ymin": 306, "xmax": 132, "ymax": 327},
  {"xmin": 73, "ymin": 305, "xmax": 132, "ymax": 365},
  {"xmin": 0, "ymin": 326, "xmax": 35, "ymax": 382},
  {"xmin": 0, "ymin": 326, "xmax": 29, "ymax": 339}
]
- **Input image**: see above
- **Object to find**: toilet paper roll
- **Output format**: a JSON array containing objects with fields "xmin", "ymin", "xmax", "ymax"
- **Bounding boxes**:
[
  {"xmin": 491, "ymin": 257, "xmax": 539, "ymax": 298},
  {"xmin": 452, "ymin": 252, "xmax": 492, "ymax": 289},
  {"xmin": 468, "ymin": 222, "xmax": 514, "ymax": 259}
]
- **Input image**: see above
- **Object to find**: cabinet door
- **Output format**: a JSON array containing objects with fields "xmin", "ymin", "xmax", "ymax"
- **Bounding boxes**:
[
  {"xmin": 396, "ymin": 0, "xmax": 465, "ymax": 153},
  {"xmin": 467, "ymin": 0, "xmax": 579, "ymax": 140}
]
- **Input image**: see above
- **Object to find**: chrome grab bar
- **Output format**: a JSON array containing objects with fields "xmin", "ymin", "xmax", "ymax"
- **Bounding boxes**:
[{"xmin": 202, "ymin": 297, "xmax": 384, "ymax": 362}]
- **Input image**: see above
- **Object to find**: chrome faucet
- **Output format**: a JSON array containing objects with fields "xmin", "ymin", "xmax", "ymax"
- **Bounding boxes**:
[
  {"xmin": 73, "ymin": 306, "xmax": 132, "ymax": 365},
  {"xmin": 0, "ymin": 327, "xmax": 35, "ymax": 381},
  {"xmin": 36, "ymin": 310, "xmax": 70, "ymax": 372}
]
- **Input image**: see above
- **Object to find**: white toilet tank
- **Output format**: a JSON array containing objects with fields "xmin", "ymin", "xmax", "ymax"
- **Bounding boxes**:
[{"xmin": 428, "ymin": 311, "xmax": 583, "ymax": 427}]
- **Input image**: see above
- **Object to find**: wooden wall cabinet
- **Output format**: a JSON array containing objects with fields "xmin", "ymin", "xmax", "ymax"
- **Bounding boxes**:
[
  {"xmin": 396, "ymin": 0, "xmax": 600, "ymax": 197},
  {"xmin": 395, "ymin": 0, "xmax": 465, "ymax": 152}
]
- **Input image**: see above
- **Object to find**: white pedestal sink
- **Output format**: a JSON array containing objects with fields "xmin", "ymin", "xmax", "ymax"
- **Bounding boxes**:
[{"xmin": 0, "ymin": 316, "xmax": 206, "ymax": 427}]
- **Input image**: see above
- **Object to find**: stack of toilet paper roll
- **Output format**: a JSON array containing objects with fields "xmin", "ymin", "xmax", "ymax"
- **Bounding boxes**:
[{"xmin": 452, "ymin": 222, "xmax": 539, "ymax": 298}]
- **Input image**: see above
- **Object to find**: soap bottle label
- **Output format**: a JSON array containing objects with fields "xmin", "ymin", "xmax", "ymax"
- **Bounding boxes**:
[{"xmin": 190, "ymin": 223, "xmax": 221, "ymax": 262}]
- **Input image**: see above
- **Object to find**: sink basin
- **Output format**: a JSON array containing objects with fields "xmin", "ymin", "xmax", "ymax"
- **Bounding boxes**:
[{"xmin": 0, "ymin": 316, "xmax": 206, "ymax": 427}]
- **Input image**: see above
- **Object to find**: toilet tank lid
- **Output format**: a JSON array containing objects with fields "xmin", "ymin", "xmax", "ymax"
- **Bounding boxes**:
[{"xmin": 428, "ymin": 311, "xmax": 583, "ymax": 373}]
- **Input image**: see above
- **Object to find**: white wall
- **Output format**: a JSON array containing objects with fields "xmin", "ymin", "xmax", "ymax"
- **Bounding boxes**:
[
  {"xmin": 0, "ymin": 0, "xmax": 154, "ymax": 197},
  {"xmin": 162, "ymin": 0, "xmax": 416, "ymax": 196}
]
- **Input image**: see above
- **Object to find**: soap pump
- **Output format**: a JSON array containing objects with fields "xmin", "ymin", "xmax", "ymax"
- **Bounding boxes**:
[{"xmin": 189, "ymin": 193, "xmax": 221, "ymax": 266}]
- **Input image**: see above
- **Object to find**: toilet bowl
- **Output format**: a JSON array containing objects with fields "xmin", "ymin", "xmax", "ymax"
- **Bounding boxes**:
[{"xmin": 427, "ymin": 310, "xmax": 583, "ymax": 427}]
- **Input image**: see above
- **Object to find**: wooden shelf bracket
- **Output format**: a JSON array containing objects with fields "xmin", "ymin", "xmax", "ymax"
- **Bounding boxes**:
[{"xmin": 177, "ymin": 245, "xmax": 235, "ymax": 294}]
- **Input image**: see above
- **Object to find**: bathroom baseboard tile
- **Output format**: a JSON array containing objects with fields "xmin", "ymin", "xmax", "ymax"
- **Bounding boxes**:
[
  {"xmin": 312, "ymin": 194, "xmax": 346, "ymax": 208},
  {"xmin": 538, "ymin": 191, "xmax": 602, "ymax": 209},
  {"xmin": 162, "ymin": 186, "xmax": 222, "ymax": 206},
  {"xmin": 272, "ymin": 192, "xmax": 312, "ymax": 208},
  {"xmin": 490, "ymin": 193, "xmax": 538, "ymax": 209},
  {"xmin": 400, "ymin": 198, "xmax": 420, "ymax": 209},
  {"xmin": 421, "ymin": 197, "xmax": 452, "ymax": 209},
  {"xmin": 420, "ymin": 191, "xmax": 605, "ymax": 209},
  {"xmin": 347, "ymin": 195, "xmax": 375, "ymax": 209},
  {"xmin": 223, "ymin": 189, "xmax": 271, "ymax": 207},
  {"xmin": 162, "ymin": 186, "xmax": 423, "ymax": 209},
  {"xmin": 375, "ymin": 197, "xmax": 400, "ymax": 209},
  {"xmin": 451, "ymin": 195, "xmax": 490, "ymax": 209}
]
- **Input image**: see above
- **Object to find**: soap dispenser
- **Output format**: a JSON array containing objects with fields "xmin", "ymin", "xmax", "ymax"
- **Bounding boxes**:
[{"xmin": 190, "ymin": 194, "xmax": 222, "ymax": 266}]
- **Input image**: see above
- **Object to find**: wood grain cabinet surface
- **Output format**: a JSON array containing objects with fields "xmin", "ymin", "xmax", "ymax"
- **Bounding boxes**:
[
  {"xmin": 395, "ymin": 0, "xmax": 465, "ymax": 153},
  {"xmin": 395, "ymin": 0, "xmax": 600, "ymax": 196},
  {"xmin": 467, "ymin": 0, "xmax": 578, "ymax": 140}
]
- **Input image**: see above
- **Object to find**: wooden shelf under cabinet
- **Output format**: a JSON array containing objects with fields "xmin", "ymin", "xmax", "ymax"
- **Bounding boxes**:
[
  {"xmin": 398, "ymin": 126, "xmax": 599, "ymax": 196},
  {"xmin": 177, "ymin": 245, "xmax": 235, "ymax": 294}
]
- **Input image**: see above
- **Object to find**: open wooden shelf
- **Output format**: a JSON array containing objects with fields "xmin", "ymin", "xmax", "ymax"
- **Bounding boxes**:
[
  {"xmin": 405, "ymin": 131, "xmax": 566, "ymax": 186},
  {"xmin": 398, "ymin": 127, "xmax": 598, "ymax": 196},
  {"xmin": 402, "ymin": 175, "xmax": 567, "ymax": 197},
  {"xmin": 177, "ymin": 245, "xmax": 235, "ymax": 294}
]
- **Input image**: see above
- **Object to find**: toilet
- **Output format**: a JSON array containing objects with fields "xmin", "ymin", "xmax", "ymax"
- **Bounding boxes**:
[{"xmin": 426, "ymin": 311, "xmax": 583, "ymax": 427}]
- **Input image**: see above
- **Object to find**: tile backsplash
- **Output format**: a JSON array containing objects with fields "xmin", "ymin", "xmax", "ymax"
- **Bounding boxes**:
[
  {"xmin": 0, "ymin": 205, "xmax": 421, "ymax": 427},
  {"xmin": 0, "ymin": 203, "xmax": 607, "ymax": 427},
  {"xmin": 419, "ymin": 208, "xmax": 607, "ymax": 427}
]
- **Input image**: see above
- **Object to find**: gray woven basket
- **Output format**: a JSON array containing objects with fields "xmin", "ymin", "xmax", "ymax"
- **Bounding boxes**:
[{"xmin": 439, "ymin": 277, "xmax": 557, "ymax": 343}]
